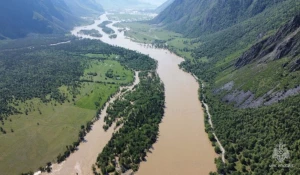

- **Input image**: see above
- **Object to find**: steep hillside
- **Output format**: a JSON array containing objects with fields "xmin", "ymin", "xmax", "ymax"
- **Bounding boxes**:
[
  {"xmin": 218, "ymin": 15, "xmax": 300, "ymax": 108},
  {"xmin": 155, "ymin": 0, "xmax": 174, "ymax": 14},
  {"xmin": 153, "ymin": 0, "xmax": 298, "ymax": 37},
  {"xmin": 0, "ymin": 0, "xmax": 103, "ymax": 39}
]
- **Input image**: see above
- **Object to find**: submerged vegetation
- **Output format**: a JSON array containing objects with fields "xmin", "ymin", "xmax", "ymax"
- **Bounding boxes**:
[
  {"xmin": 79, "ymin": 29, "xmax": 103, "ymax": 37},
  {"xmin": 98, "ymin": 21, "xmax": 115, "ymax": 34},
  {"xmin": 96, "ymin": 71, "xmax": 165, "ymax": 174}
]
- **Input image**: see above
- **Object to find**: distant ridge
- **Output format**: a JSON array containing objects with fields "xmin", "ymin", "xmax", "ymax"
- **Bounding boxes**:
[{"xmin": 0, "ymin": 0, "xmax": 103, "ymax": 39}]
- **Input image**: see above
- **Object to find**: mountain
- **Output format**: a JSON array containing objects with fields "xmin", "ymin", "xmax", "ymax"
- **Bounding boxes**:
[
  {"xmin": 63, "ymin": 0, "xmax": 104, "ymax": 17},
  {"xmin": 155, "ymin": 0, "xmax": 174, "ymax": 14},
  {"xmin": 0, "ymin": 0, "xmax": 103, "ymax": 39},
  {"xmin": 153, "ymin": 0, "xmax": 298, "ymax": 37}
]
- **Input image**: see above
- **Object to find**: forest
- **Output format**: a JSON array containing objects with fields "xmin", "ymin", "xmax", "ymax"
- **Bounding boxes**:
[
  {"xmin": 0, "ymin": 39, "xmax": 156, "ymax": 121},
  {"xmin": 202, "ymin": 87, "xmax": 300, "ymax": 175},
  {"xmin": 95, "ymin": 71, "xmax": 165, "ymax": 174}
]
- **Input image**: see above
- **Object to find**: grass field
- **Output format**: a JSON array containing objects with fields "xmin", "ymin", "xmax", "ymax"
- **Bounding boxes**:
[
  {"xmin": 115, "ymin": 22, "xmax": 200, "ymax": 60},
  {"xmin": 0, "ymin": 59, "xmax": 134, "ymax": 175},
  {"xmin": 81, "ymin": 59, "xmax": 134, "ymax": 85}
]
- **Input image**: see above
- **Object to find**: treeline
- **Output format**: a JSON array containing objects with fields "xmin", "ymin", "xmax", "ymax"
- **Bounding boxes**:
[
  {"xmin": 55, "ymin": 39, "xmax": 157, "ymax": 71},
  {"xmin": 0, "ymin": 48, "xmax": 84, "ymax": 120},
  {"xmin": 96, "ymin": 71, "xmax": 165, "ymax": 174}
]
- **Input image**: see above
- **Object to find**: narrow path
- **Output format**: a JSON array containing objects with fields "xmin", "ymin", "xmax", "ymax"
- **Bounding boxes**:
[
  {"xmin": 193, "ymin": 74, "xmax": 226, "ymax": 163},
  {"xmin": 202, "ymin": 102, "xmax": 226, "ymax": 163}
]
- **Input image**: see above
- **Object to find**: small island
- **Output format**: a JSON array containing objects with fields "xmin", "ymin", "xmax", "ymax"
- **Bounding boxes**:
[
  {"xmin": 98, "ymin": 21, "xmax": 115, "ymax": 34},
  {"xmin": 78, "ymin": 29, "xmax": 103, "ymax": 37}
]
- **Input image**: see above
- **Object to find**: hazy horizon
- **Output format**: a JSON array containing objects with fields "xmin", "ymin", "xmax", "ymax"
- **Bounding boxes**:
[{"xmin": 96, "ymin": 0, "xmax": 168, "ymax": 10}]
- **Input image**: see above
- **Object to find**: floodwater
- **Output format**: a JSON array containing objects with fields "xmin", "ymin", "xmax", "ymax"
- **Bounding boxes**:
[
  {"xmin": 40, "ymin": 72, "xmax": 140, "ymax": 175},
  {"xmin": 42, "ymin": 13, "xmax": 216, "ymax": 175}
]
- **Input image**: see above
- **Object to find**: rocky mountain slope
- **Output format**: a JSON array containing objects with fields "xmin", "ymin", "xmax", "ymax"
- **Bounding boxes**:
[
  {"xmin": 213, "ymin": 15, "xmax": 300, "ymax": 109},
  {"xmin": 235, "ymin": 15, "xmax": 300, "ymax": 69}
]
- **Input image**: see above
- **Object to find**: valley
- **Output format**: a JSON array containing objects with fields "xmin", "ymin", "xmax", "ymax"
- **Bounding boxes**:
[{"xmin": 0, "ymin": 0, "xmax": 299, "ymax": 175}]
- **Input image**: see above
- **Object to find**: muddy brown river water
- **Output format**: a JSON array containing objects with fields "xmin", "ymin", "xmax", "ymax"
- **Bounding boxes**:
[{"xmin": 40, "ymin": 14, "xmax": 216, "ymax": 175}]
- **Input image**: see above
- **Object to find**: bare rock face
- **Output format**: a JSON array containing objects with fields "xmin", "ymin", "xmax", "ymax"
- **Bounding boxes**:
[
  {"xmin": 235, "ymin": 15, "xmax": 300, "ymax": 68},
  {"xmin": 218, "ymin": 85, "xmax": 300, "ymax": 108}
]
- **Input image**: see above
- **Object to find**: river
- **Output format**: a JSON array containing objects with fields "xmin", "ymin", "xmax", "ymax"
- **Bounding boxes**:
[{"xmin": 42, "ymin": 14, "xmax": 216, "ymax": 175}]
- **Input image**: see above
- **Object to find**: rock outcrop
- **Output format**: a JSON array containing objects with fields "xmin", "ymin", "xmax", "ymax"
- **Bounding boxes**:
[{"xmin": 235, "ymin": 15, "xmax": 300, "ymax": 68}]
